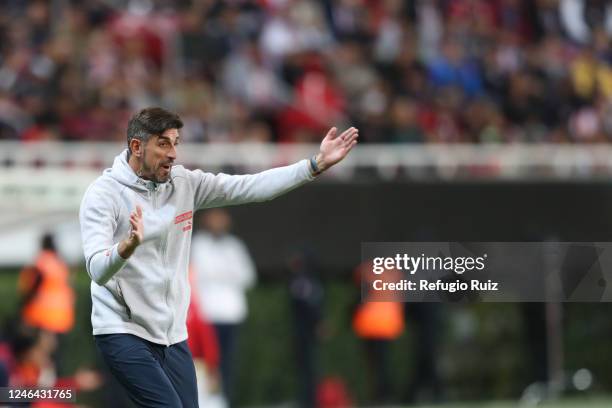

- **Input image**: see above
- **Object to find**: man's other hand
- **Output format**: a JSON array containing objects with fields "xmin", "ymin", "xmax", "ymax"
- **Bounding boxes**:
[
  {"xmin": 118, "ymin": 205, "xmax": 143, "ymax": 259},
  {"xmin": 316, "ymin": 127, "xmax": 359, "ymax": 172}
]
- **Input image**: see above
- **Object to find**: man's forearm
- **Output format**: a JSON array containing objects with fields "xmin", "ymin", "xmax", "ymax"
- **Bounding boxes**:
[
  {"xmin": 201, "ymin": 160, "xmax": 315, "ymax": 208},
  {"xmin": 118, "ymin": 238, "xmax": 138, "ymax": 259},
  {"xmin": 87, "ymin": 243, "xmax": 128, "ymax": 285}
]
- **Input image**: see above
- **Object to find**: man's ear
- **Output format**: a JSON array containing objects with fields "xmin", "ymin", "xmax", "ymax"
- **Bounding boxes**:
[{"xmin": 130, "ymin": 139, "xmax": 142, "ymax": 158}]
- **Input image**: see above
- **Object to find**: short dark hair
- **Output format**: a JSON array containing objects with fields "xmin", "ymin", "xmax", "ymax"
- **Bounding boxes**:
[
  {"xmin": 127, "ymin": 107, "xmax": 183, "ymax": 153},
  {"xmin": 41, "ymin": 233, "xmax": 56, "ymax": 251}
]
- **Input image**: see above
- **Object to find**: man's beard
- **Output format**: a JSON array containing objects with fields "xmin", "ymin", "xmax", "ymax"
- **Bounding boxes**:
[{"xmin": 137, "ymin": 151, "xmax": 169, "ymax": 183}]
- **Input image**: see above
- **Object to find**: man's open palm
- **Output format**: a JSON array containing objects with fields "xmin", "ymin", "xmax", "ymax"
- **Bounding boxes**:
[
  {"xmin": 129, "ymin": 205, "xmax": 144, "ymax": 245},
  {"xmin": 318, "ymin": 127, "xmax": 359, "ymax": 171}
]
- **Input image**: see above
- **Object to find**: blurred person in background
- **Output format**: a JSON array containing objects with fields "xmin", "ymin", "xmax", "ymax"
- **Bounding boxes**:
[
  {"xmin": 352, "ymin": 260, "xmax": 405, "ymax": 405},
  {"xmin": 403, "ymin": 303, "xmax": 444, "ymax": 404},
  {"xmin": 187, "ymin": 269, "xmax": 225, "ymax": 408},
  {"xmin": 0, "ymin": 327, "xmax": 11, "ymax": 388},
  {"xmin": 8, "ymin": 322, "xmax": 60, "ymax": 388},
  {"xmin": 18, "ymin": 233, "xmax": 75, "ymax": 376},
  {"xmin": 18, "ymin": 233, "xmax": 75, "ymax": 336},
  {"xmin": 79, "ymin": 106, "xmax": 358, "ymax": 407},
  {"xmin": 191, "ymin": 209, "xmax": 255, "ymax": 406},
  {"xmin": 287, "ymin": 247, "xmax": 324, "ymax": 408},
  {"xmin": 5, "ymin": 320, "xmax": 102, "ymax": 405}
]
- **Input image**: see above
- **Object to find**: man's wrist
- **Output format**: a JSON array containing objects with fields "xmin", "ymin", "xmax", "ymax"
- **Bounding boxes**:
[
  {"xmin": 309, "ymin": 153, "xmax": 327, "ymax": 176},
  {"xmin": 309, "ymin": 155, "xmax": 322, "ymax": 176},
  {"xmin": 315, "ymin": 153, "xmax": 327, "ymax": 172},
  {"xmin": 118, "ymin": 238, "xmax": 138, "ymax": 259}
]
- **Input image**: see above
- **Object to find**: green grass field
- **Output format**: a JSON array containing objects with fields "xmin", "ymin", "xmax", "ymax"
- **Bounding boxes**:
[
  {"xmin": 3, "ymin": 268, "xmax": 612, "ymax": 407},
  {"xmin": 412, "ymin": 396, "xmax": 612, "ymax": 408},
  {"xmin": 252, "ymin": 397, "xmax": 612, "ymax": 407}
]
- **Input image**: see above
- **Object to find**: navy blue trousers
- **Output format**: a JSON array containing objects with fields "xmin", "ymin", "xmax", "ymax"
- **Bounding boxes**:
[{"xmin": 95, "ymin": 334, "xmax": 198, "ymax": 408}]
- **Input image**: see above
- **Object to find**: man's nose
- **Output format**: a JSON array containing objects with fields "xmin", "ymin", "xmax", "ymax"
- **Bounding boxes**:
[{"xmin": 167, "ymin": 145, "xmax": 177, "ymax": 160}]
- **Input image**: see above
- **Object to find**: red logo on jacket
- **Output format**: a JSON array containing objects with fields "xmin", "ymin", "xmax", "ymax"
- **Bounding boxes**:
[{"xmin": 175, "ymin": 211, "xmax": 193, "ymax": 232}]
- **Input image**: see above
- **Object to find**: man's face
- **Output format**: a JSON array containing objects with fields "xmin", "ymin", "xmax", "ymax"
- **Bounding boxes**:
[
  {"xmin": 137, "ymin": 128, "xmax": 180, "ymax": 183},
  {"xmin": 202, "ymin": 209, "xmax": 231, "ymax": 235}
]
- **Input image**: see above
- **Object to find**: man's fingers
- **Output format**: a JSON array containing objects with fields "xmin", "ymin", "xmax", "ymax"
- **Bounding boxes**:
[
  {"xmin": 342, "ymin": 132, "xmax": 359, "ymax": 147},
  {"xmin": 324, "ymin": 127, "xmax": 338, "ymax": 140},
  {"xmin": 343, "ymin": 139, "xmax": 358, "ymax": 153},
  {"xmin": 129, "ymin": 223, "xmax": 138, "ymax": 238},
  {"xmin": 129, "ymin": 216, "xmax": 142, "ymax": 243},
  {"xmin": 330, "ymin": 128, "xmax": 355, "ymax": 148},
  {"xmin": 346, "ymin": 131, "xmax": 359, "ymax": 141},
  {"xmin": 130, "ymin": 210, "xmax": 141, "ymax": 226},
  {"xmin": 129, "ymin": 205, "xmax": 142, "ymax": 227},
  {"xmin": 340, "ymin": 127, "xmax": 357, "ymax": 138}
]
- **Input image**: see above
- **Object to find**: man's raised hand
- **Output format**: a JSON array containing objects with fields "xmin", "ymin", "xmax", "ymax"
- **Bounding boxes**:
[
  {"xmin": 129, "ymin": 205, "xmax": 144, "ymax": 245},
  {"xmin": 119, "ymin": 205, "xmax": 143, "ymax": 259},
  {"xmin": 315, "ymin": 127, "xmax": 359, "ymax": 172}
]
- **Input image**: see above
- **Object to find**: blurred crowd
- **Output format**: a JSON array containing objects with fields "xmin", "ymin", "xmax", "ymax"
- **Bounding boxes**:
[{"xmin": 1, "ymin": 0, "xmax": 612, "ymax": 144}]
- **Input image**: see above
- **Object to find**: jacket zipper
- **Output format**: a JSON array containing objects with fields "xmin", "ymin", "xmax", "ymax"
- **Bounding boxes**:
[
  {"xmin": 151, "ymin": 184, "xmax": 172, "ymax": 346},
  {"xmin": 162, "ymin": 221, "xmax": 172, "ymax": 346}
]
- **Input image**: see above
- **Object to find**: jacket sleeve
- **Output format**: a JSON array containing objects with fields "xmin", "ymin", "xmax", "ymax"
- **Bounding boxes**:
[
  {"xmin": 79, "ymin": 185, "xmax": 127, "ymax": 285},
  {"xmin": 189, "ymin": 159, "xmax": 315, "ymax": 210}
]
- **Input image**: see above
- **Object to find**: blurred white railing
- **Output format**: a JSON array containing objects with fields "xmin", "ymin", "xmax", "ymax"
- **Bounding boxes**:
[
  {"xmin": 2, "ymin": 142, "xmax": 612, "ymax": 214},
  {"xmin": 2, "ymin": 141, "xmax": 612, "ymax": 266},
  {"xmin": 3, "ymin": 141, "xmax": 612, "ymax": 174}
]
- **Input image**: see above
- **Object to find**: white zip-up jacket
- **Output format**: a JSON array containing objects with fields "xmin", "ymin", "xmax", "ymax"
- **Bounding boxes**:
[{"xmin": 80, "ymin": 149, "xmax": 314, "ymax": 345}]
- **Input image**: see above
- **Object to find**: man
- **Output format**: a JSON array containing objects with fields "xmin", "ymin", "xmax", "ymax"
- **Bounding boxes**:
[
  {"xmin": 18, "ymin": 233, "xmax": 75, "ymax": 336},
  {"xmin": 79, "ymin": 107, "xmax": 358, "ymax": 407},
  {"xmin": 190, "ymin": 209, "xmax": 255, "ymax": 405},
  {"xmin": 18, "ymin": 233, "xmax": 76, "ymax": 376}
]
